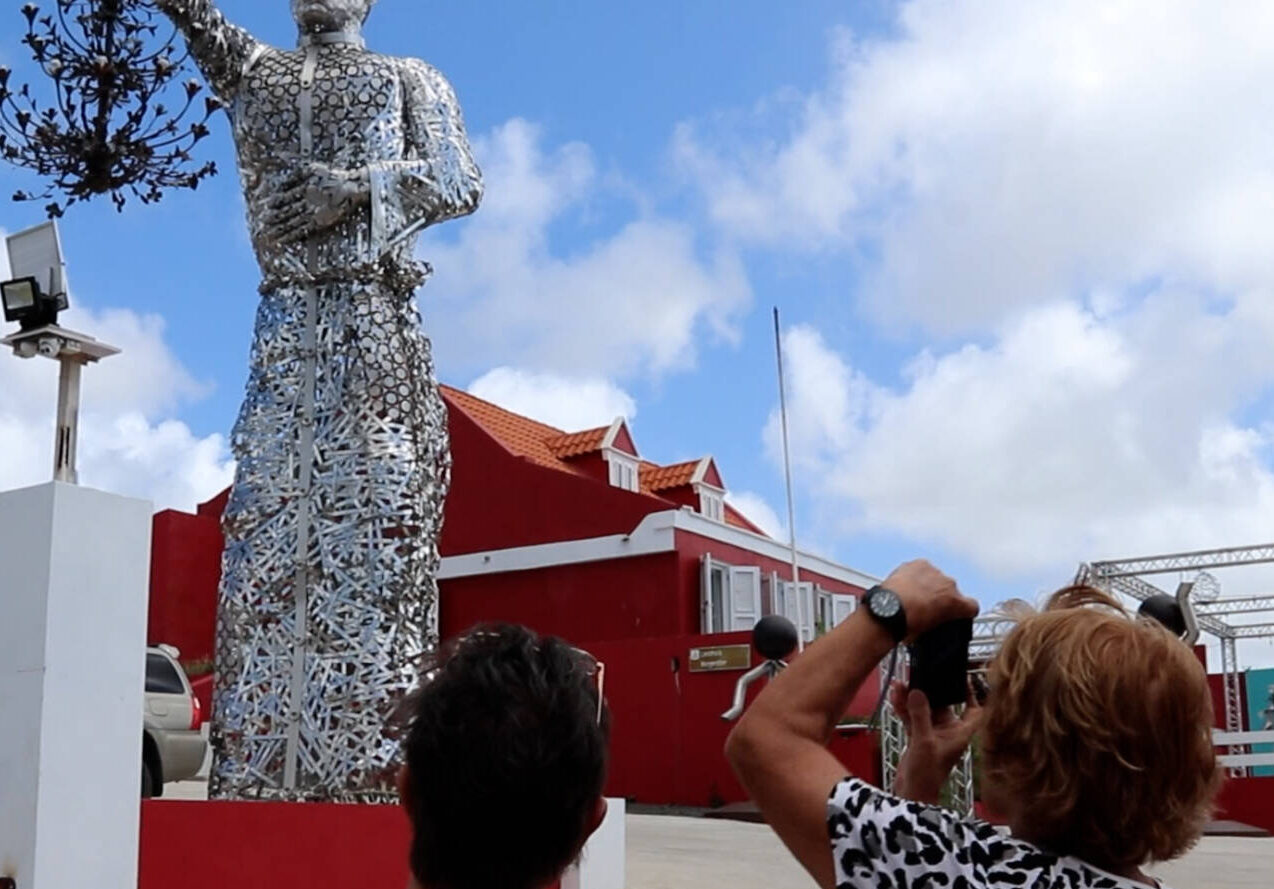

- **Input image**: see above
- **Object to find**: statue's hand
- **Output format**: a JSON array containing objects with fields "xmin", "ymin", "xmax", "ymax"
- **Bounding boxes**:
[{"xmin": 264, "ymin": 163, "xmax": 370, "ymax": 247}]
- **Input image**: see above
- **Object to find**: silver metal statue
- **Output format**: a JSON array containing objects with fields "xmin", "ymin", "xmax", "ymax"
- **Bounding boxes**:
[{"xmin": 157, "ymin": 0, "xmax": 483, "ymax": 802}]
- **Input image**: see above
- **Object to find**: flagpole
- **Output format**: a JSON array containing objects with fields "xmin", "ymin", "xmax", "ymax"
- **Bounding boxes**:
[{"xmin": 773, "ymin": 307, "xmax": 805, "ymax": 651}]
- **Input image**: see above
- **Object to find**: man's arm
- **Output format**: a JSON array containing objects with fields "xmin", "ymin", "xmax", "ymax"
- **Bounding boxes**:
[
  {"xmin": 155, "ymin": 0, "xmax": 259, "ymax": 103},
  {"xmin": 262, "ymin": 60, "xmax": 483, "ymax": 249},
  {"xmin": 725, "ymin": 561, "xmax": 979, "ymax": 889},
  {"xmin": 365, "ymin": 59, "xmax": 483, "ymax": 253}
]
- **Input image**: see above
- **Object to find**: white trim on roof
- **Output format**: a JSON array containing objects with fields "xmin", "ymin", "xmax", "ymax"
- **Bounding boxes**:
[
  {"xmin": 438, "ymin": 507, "xmax": 879, "ymax": 589},
  {"xmin": 690, "ymin": 456, "xmax": 721, "ymax": 489},
  {"xmin": 600, "ymin": 417, "xmax": 637, "ymax": 456}
]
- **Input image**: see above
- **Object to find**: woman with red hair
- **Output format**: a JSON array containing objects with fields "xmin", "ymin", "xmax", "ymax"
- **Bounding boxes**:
[{"xmin": 726, "ymin": 560, "xmax": 1220, "ymax": 889}]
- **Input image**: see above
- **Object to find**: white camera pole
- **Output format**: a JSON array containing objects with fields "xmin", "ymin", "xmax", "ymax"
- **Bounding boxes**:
[
  {"xmin": 1, "ymin": 325, "xmax": 121, "ymax": 484},
  {"xmin": 3, "ymin": 222, "xmax": 120, "ymax": 484}
]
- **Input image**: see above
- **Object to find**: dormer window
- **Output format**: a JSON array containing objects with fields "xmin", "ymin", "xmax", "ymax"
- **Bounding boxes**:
[
  {"xmin": 698, "ymin": 487, "xmax": 724, "ymax": 522},
  {"xmin": 607, "ymin": 452, "xmax": 640, "ymax": 492}
]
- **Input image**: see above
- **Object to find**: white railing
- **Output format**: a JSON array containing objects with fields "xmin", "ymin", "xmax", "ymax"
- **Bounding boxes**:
[{"xmin": 1214, "ymin": 730, "xmax": 1274, "ymax": 770}]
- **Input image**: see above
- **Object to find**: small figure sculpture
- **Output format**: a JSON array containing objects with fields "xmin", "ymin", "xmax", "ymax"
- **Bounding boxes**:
[{"xmin": 157, "ymin": 0, "xmax": 482, "ymax": 801}]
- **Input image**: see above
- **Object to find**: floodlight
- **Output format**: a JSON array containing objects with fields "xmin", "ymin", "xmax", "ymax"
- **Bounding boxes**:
[
  {"xmin": 3, "ymin": 221, "xmax": 68, "ymax": 331},
  {"xmin": 0, "ymin": 219, "xmax": 116, "ymax": 485},
  {"xmin": 2, "ymin": 275, "xmax": 62, "ymax": 330},
  {"xmin": 2, "ymin": 276, "xmax": 38, "ymax": 313}
]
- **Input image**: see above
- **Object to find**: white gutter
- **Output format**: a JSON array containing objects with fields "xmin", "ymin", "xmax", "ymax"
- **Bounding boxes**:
[{"xmin": 438, "ymin": 507, "xmax": 880, "ymax": 590}]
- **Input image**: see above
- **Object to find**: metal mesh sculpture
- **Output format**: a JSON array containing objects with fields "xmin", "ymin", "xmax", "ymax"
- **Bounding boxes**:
[{"xmin": 157, "ymin": 0, "xmax": 482, "ymax": 802}]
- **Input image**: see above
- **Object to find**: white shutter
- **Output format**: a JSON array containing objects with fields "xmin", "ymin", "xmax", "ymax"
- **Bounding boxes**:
[
  {"xmin": 728, "ymin": 567, "xmax": 762, "ymax": 631},
  {"xmin": 700, "ymin": 554, "xmax": 713, "ymax": 634},
  {"xmin": 781, "ymin": 582, "xmax": 800, "ymax": 626},
  {"xmin": 797, "ymin": 582, "xmax": 816, "ymax": 642},
  {"xmin": 832, "ymin": 594, "xmax": 856, "ymax": 627},
  {"xmin": 768, "ymin": 571, "xmax": 781, "ymax": 615}
]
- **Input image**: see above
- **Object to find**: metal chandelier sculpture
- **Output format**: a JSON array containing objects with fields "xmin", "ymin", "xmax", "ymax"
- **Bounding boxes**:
[{"xmin": 0, "ymin": 0, "xmax": 220, "ymax": 216}]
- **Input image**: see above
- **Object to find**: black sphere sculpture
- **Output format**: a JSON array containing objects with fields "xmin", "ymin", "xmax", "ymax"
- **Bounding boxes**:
[
  {"xmin": 1138, "ymin": 594, "xmax": 1187, "ymax": 638},
  {"xmin": 753, "ymin": 615, "xmax": 800, "ymax": 662}
]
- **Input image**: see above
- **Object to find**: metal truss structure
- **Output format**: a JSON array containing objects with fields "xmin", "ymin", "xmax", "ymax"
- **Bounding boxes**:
[
  {"xmin": 882, "ymin": 543, "xmax": 1274, "ymax": 815},
  {"xmin": 1080, "ymin": 545, "xmax": 1274, "ymax": 778},
  {"xmin": 879, "ymin": 647, "xmax": 976, "ymax": 816}
]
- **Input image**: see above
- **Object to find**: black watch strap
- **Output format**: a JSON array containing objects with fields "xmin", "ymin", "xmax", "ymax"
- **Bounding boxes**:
[{"xmin": 864, "ymin": 585, "xmax": 908, "ymax": 643}]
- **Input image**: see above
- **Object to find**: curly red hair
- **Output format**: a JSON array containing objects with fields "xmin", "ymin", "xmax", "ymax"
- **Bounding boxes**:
[{"xmin": 981, "ymin": 585, "xmax": 1221, "ymax": 868}]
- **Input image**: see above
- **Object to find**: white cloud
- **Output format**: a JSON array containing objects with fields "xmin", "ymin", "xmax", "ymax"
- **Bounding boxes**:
[
  {"xmin": 467, "ymin": 367, "xmax": 636, "ymax": 431},
  {"xmin": 425, "ymin": 119, "xmax": 751, "ymax": 379},
  {"xmin": 676, "ymin": 0, "xmax": 1274, "ymax": 334},
  {"xmin": 0, "ymin": 303, "xmax": 234, "ymax": 511},
  {"xmin": 769, "ymin": 294, "xmax": 1274, "ymax": 578},
  {"xmin": 726, "ymin": 490, "xmax": 786, "ymax": 540}
]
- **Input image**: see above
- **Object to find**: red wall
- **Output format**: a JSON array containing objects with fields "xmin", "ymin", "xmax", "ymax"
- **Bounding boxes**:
[
  {"xmin": 441, "ymin": 407, "xmax": 671, "ymax": 556},
  {"xmin": 587, "ymin": 632, "xmax": 880, "ymax": 806},
  {"xmin": 148, "ymin": 507, "xmax": 223, "ymax": 664},
  {"xmin": 1206, "ymin": 673, "xmax": 1250, "ymax": 732},
  {"xmin": 441, "ymin": 553, "xmax": 682, "ymax": 643},
  {"xmin": 1216, "ymin": 777, "xmax": 1274, "ymax": 833}
]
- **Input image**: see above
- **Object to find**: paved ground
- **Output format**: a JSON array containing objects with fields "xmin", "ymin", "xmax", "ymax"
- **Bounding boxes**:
[
  {"xmin": 626, "ymin": 814, "xmax": 1274, "ymax": 889},
  {"xmin": 164, "ymin": 782, "xmax": 1272, "ymax": 888}
]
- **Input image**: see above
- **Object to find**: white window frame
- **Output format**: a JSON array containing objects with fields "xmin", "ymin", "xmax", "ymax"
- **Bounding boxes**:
[
  {"xmin": 698, "ymin": 486, "xmax": 725, "ymax": 523},
  {"xmin": 606, "ymin": 449, "xmax": 640, "ymax": 493},
  {"xmin": 817, "ymin": 589, "xmax": 834, "ymax": 636},
  {"xmin": 832, "ymin": 593, "xmax": 857, "ymax": 628},
  {"xmin": 772, "ymin": 579, "xmax": 816, "ymax": 642},
  {"xmin": 700, "ymin": 554, "xmax": 762, "ymax": 634},
  {"xmin": 814, "ymin": 588, "xmax": 858, "ymax": 636}
]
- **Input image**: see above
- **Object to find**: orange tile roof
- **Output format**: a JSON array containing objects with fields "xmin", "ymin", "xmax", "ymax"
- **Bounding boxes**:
[
  {"xmin": 440, "ymin": 385, "xmax": 576, "ymax": 472},
  {"xmin": 440, "ymin": 385, "xmax": 771, "ymax": 538},
  {"xmin": 545, "ymin": 427, "xmax": 609, "ymax": 458},
  {"xmin": 641, "ymin": 459, "xmax": 700, "ymax": 492}
]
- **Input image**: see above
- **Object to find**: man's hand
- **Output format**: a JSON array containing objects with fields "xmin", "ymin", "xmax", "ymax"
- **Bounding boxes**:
[
  {"xmin": 264, "ymin": 162, "xmax": 370, "ymax": 246},
  {"xmin": 889, "ymin": 681, "xmax": 984, "ymax": 805},
  {"xmin": 881, "ymin": 559, "xmax": 980, "ymax": 639}
]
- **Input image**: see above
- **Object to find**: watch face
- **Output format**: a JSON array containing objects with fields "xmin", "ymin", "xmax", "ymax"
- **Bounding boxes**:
[{"xmin": 871, "ymin": 588, "xmax": 902, "ymax": 619}]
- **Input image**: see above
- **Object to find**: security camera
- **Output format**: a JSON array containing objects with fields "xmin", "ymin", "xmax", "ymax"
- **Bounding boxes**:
[{"xmin": 37, "ymin": 336, "xmax": 62, "ymax": 359}]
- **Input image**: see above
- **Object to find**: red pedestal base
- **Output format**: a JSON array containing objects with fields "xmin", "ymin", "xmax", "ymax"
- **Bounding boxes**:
[
  {"xmin": 139, "ymin": 800, "xmax": 564, "ymax": 889},
  {"xmin": 139, "ymin": 799, "xmax": 412, "ymax": 889}
]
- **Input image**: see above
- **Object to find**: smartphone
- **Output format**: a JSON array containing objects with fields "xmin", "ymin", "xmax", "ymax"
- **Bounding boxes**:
[{"xmin": 908, "ymin": 618, "xmax": 973, "ymax": 711}]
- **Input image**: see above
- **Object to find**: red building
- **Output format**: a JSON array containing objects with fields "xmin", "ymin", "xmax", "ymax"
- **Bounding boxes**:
[{"xmin": 148, "ymin": 385, "xmax": 880, "ymax": 806}]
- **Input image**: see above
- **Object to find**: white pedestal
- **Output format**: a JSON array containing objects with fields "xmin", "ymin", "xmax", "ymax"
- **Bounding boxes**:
[
  {"xmin": 562, "ymin": 797, "xmax": 626, "ymax": 889},
  {"xmin": 0, "ymin": 482, "xmax": 152, "ymax": 889}
]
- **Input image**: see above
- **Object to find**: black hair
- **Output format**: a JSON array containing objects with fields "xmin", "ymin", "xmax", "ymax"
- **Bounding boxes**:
[{"xmin": 401, "ymin": 624, "xmax": 610, "ymax": 889}]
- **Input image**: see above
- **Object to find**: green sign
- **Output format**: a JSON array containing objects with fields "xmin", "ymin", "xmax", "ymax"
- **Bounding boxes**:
[{"xmin": 689, "ymin": 644, "xmax": 752, "ymax": 673}]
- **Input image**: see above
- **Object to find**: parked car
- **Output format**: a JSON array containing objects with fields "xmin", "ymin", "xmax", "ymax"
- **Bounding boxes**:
[{"xmin": 143, "ymin": 644, "xmax": 207, "ymax": 798}]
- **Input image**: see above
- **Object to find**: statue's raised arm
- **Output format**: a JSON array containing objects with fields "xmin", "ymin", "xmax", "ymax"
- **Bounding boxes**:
[{"xmin": 156, "ymin": 0, "xmax": 261, "ymax": 103}]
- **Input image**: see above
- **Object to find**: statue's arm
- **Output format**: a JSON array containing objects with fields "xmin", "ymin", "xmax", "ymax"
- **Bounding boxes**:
[
  {"xmin": 155, "ymin": 0, "xmax": 260, "ymax": 103},
  {"xmin": 366, "ymin": 60, "xmax": 484, "ymax": 253}
]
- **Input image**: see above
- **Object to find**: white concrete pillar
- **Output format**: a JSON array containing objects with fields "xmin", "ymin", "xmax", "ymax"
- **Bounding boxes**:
[
  {"xmin": 561, "ymin": 797, "xmax": 627, "ymax": 889},
  {"xmin": 0, "ymin": 482, "xmax": 152, "ymax": 889}
]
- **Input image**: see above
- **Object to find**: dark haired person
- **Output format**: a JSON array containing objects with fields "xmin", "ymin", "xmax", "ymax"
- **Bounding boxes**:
[
  {"xmin": 726, "ymin": 560, "xmax": 1220, "ymax": 889},
  {"xmin": 398, "ymin": 624, "xmax": 610, "ymax": 889}
]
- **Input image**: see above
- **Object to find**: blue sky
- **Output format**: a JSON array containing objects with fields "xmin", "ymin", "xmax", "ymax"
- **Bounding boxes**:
[{"xmin": 5, "ymin": 0, "xmax": 1274, "ymax": 660}]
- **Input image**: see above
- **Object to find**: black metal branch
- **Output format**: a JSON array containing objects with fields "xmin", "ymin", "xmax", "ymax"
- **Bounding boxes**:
[{"xmin": 0, "ymin": 0, "xmax": 220, "ymax": 216}]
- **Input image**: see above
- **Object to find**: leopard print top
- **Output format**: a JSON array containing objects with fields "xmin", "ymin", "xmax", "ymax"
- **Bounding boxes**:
[{"xmin": 827, "ymin": 778, "xmax": 1168, "ymax": 889}]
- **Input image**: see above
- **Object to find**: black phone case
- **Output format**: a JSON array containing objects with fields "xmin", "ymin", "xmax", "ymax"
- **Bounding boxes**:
[{"xmin": 908, "ymin": 618, "xmax": 973, "ymax": 711}]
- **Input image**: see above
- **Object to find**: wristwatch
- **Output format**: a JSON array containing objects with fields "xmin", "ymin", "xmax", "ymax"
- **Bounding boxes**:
[{"xmin": 863, "ymin": 585, "xmax": 908, "ymax": 643}]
